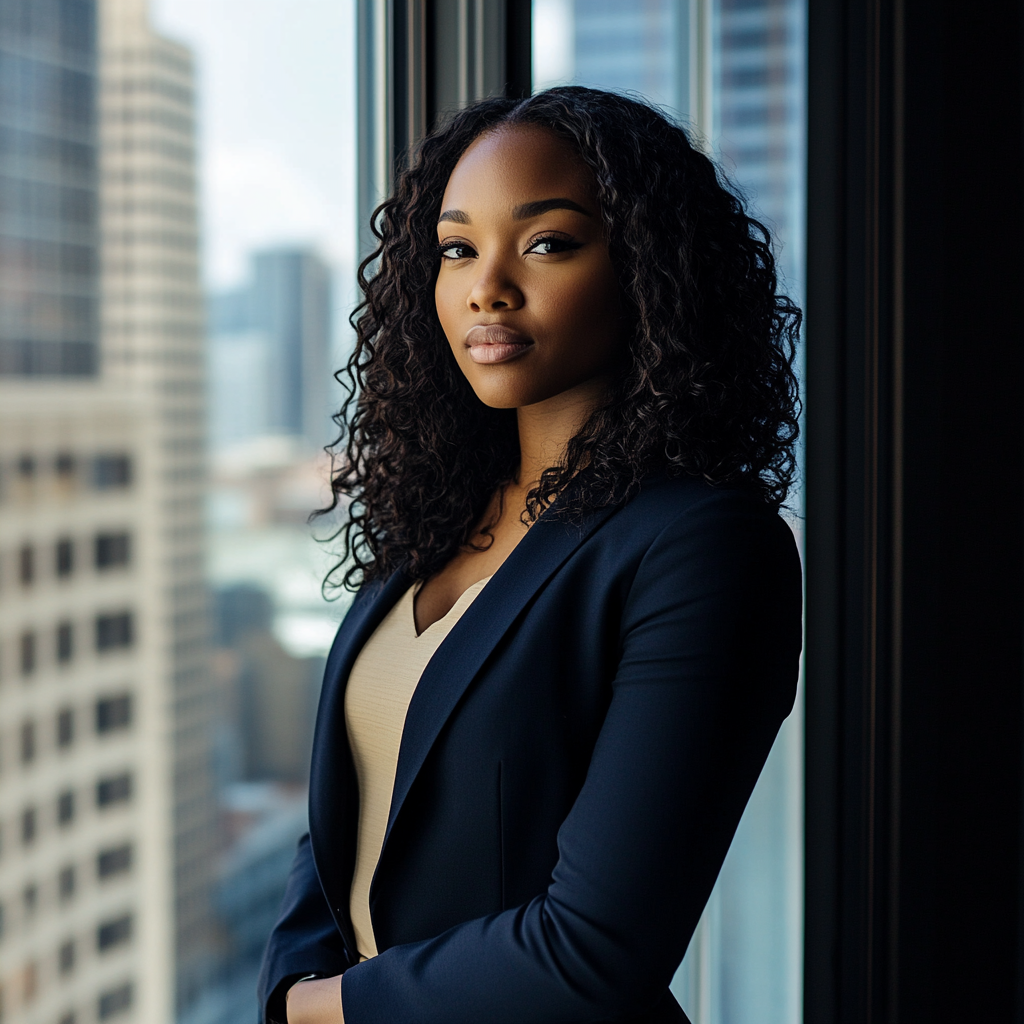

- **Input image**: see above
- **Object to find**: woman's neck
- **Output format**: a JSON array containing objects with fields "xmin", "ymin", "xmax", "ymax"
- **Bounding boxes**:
[{"xmin": 514, "ymin": 375, "xmax": 609, "ymax": 490}]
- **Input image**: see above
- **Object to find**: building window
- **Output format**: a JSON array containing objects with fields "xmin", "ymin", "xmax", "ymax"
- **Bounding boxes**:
[
  {"xmin": 59, "ymin": 864, "xmax": 76, "ymax": 901},
  {"xmin": 96, "ymin": 695, "xmax": 132, "ymax": 734},
  {"xmin": 93, "ymin": 455, "xmax": 132, "ymax": 490},
  {"xmin": 58, "ymin": 789, "xmax": 75, "ymax": 826},
  {"xmin": 19, "ymin": 720, "xmax": 35, "ymax": 764},
  {"xmin": 96, "ymin": 773, "xmax": 132, "ymax": 808},
  {"xmin": 57, "ymin": 707, "xmax": 75, "ymax": 748},
  {"xmin": 18, "ymin": 544, "xmax": 34, "ymax": 586},
  {"xmin": 95, "ymin": 532, "xmax": 131, "ymax": 570},
  {"xmin": 59, "ymin": 938, "xmax": 76, "ymax": 975},
  {"xmin": 55, "ymin": 452, "xmax": 77, "ymax": 480},
  {"xmin": 95, "ymin": 612, "xmax": 133, "ymax": 652},
  {"xmin": 97, "ymin": 843, "xmax": 133, "ymax": 879},
  {"xmin": 19, "ymin": 631, "xmax": 36, "ymax": 676},
  {"xmin": 57, "ymin": 621, "xmax": 74, "ymax": 663},
  {"xmin": 98, "ymin": 981, "xmax": 133, "ymax": 1019},
  {"xmin": 97, "ymin": 913, "xmax": 133, "ymax": 952},
  {"xmin": 59, "ymin": 1013, "xmax": 76, "ymax": 1024},
  {"xmin": 21, "ymin": 806, "xmax": 37, "ymax": 845},
  {"xmin": 22, "ymin": 883, "xmax": 37, "ymax": 916},
  {"xmin": 56, "ymin": 537, "xmax": 75, "ymax": 577},
  {"xmin": 17, "ymin": 454, "xmax": 35, "ymax": 480}
]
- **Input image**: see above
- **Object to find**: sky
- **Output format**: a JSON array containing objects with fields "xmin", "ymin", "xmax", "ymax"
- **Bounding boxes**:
[{"xmin": 150, "ymin": 0, "xmax": 357, "ymax": 294}]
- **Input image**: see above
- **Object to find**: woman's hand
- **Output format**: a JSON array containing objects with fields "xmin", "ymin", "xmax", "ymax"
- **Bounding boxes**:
[{"xmin": 286, "ymin": 975, "xmax": 344, "ymax": 1023}]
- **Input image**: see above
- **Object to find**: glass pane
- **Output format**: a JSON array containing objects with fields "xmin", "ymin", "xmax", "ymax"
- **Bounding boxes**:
[
  {"xmin": 533, "ymin": 3, "xmax": 806, "ymax": 1022},
  {"xmin": 145, "ymin": 4, "xmax": 358, "ymax": 1021}
]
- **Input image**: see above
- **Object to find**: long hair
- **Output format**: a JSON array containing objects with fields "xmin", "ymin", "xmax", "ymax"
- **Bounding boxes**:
[{"xmin": 321, "ymin": 87, "xmax": 801, "ymax": 591}]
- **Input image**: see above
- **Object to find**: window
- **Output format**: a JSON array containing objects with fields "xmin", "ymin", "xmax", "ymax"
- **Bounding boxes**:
[
  {"xmin": 58, "ymin": 789, "xmax": 76, "ymax": 826},
  {"xmin": 17, "ymin": 454, "xmax": 35, "ymax": 479},
  {"xmin": 57, "ymin": 707, "xmax": 75, "ymax": 748},
  {"xmin": 55, "ymin": 452, "xmax": 76, "ymax": 479},
  {"xmin": 96, "ymin": 772, "xmax": 132, "ymax": 808},
  {"xmin": 98, "ymin": 982, "xmax": 133, "ymax": 1020},
  {"xmin": 56, "ymin": 537, "xmax": 75, "ymax": 577},
  {"xmin": 97, "ymin": 913, "xmax": 133, "ymax": 951},
  {"xmin": 95, "ymin": 532, "xmax": 131, "ymax": 569},
  {"xmin": 18, "ymin": 544, "xmax": 33, "ymax": 585},
  {"xmin": 92, "ymin": 454, "xmax": 132, "ymax": 490},
  {"xmin": 57, "ymin": 621, "xmax": 74, "ymax": 663},
  {"xmin": 59, "ymin": 1013, "xmax": 76, "ymax": 1024},
  {"xmin": 21, "ymin": 806, "xmax": 37, "ymax": 845},
  {"xmin": 59, "ymin": 938, "xmax": 76, "ymax": 974},
  {"xmin": 96, "ymin": 612, "xmax": 134, "ymax": 652},
  {"xmin": 96, "ymin": 695, "xmax": 132, "ymax": 734},
  {"xmin": 98, "ymin": 843, "xmax": 133, "ymax": 880},
  {"xmin": 22, "ymin": 883, "xmax": 37, "ymax": 915},
  {"xmin": 59, "ymin": 864, "xmax": 76, "ymax": 901},
  {"xmin": 19, "ymin": 630, "xmax": 36, "ymax": 676},
  {"xmin": 19, "ymin": 720, "xmax": 35, "ymax": 764}
]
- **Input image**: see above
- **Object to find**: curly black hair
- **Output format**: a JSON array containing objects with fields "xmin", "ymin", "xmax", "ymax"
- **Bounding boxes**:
[{"xmin": 321, "ymin": 86, "xmax": 801, "ymax": 592}]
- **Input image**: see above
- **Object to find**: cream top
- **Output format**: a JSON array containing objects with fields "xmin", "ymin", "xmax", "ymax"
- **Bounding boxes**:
[{"xmin": 344, "ymin": 576, "xmax": 492, "ymax": 960}]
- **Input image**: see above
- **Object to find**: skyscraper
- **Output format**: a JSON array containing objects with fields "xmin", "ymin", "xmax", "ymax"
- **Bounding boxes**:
[
  {"xmin": 0, "ymin": 0, "xmax": 100, "ymax": 376},
  {"xmin": 715, "ymin": 0, "xmax": 804, "ymax": 297},
  {"xmin": 208, "ymin": 246, "xmax": 334, "ymax": 453},
  {"xmin": 97, "ymin": 0, "xmax": 216, "ymax": 1017}
]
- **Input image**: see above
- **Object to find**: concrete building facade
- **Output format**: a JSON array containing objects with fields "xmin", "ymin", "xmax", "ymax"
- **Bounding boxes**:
[
  {"xmin": 0, "ymin": 386, "xmax": 173, "ymax": 1024},
  {"xmin": 97, "ymin": 0, "xmax": 215, "ymax": 1016}
]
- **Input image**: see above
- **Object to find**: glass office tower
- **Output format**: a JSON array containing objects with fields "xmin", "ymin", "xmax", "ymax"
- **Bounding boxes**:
[
  {"xmin": 534, "ymin": 2, "xmax": 806, "ymax": 1022},
  {"xmin": 0, "ymin": 0, "xmax": 100, "ymax": 376},
  {"xmin": 208, "ymin": 247, "xmax": 334, "ymax": 454}
]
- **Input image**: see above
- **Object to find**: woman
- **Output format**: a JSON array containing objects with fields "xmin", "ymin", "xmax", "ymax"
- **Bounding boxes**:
[{"xmin": 259, "ymin": 87, "xmax": 802, "ymax": 1024}]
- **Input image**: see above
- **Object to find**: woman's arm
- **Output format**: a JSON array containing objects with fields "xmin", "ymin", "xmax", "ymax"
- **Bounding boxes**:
[
  {"xmin": 338, "ymin": 497, "xmax": 803, "ymax": 1023},
  {"xmin": 258, "ymin": 833, "xmax": 354, "ymax": 1023}
]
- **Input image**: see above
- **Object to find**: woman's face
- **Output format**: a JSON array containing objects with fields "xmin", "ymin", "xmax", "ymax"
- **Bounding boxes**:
[{"xmin": 435, "ymin": 125, "xmax": 623, "ymax": 410}]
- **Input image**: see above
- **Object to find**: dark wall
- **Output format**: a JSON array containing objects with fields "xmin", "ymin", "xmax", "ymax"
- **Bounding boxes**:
[{"xmin": 805, "ymin": 1, "xmax": 1024, "ymax": 1020}]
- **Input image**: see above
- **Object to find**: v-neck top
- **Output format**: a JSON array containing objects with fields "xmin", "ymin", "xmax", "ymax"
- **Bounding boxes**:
[{"xmin": 344, "ymin": 575, "xmax": 493, "ymax": 960}]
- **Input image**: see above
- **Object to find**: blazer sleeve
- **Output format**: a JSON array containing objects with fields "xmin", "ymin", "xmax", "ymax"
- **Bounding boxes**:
[
  {"xmin": 257, "ymin": 832, "xmax": 355, "ymax": 1023},
  {"xmin": 339, "ymin": 495, "xmax": 803, "ymax": 1024}
]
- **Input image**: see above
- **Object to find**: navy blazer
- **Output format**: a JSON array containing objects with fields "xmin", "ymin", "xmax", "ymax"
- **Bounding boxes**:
[{"xmin": 258, "ymin": 474, "xmax": 802, "ymax": 1024}]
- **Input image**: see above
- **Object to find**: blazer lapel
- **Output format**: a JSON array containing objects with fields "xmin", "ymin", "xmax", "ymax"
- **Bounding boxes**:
[
  {"xmin": 378, "ymin": 498, "xmax": 624, "ymax": 864},
  {"xmin": 308, "ymin": 569, "xmax": 410, "ymax": 956}
]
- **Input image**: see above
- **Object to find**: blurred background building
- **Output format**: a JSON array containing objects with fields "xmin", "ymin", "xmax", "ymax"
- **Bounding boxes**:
[
  {"xmin": 208, "ymin": 247, "xmax": 334, "ymax": 454},
  {"xmin": 98, "ymin": 0, "xmax": 216, "ymax": 1020}
]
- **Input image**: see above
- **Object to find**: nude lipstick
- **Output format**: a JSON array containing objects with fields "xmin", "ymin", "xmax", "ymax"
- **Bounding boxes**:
[{"xmin": 465, "ymin": 324, "xmax": 533, "ymax": 364}]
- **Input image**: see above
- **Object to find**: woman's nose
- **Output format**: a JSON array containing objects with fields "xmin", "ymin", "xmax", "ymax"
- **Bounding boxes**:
[{"xmin": 467, "ymin": 260, "xmax": 524, "ymax": 313}]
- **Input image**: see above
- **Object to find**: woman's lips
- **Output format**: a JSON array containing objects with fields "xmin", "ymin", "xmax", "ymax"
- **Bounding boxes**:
[{"xmin": 465, "ymin": 324, "xmax": 533, "ymax": 364}]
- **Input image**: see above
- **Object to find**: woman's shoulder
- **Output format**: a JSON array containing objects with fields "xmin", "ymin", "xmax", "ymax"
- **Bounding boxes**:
[{"xmin": 619, "ymin": 472, "xmax": 793, "ymax": 534}]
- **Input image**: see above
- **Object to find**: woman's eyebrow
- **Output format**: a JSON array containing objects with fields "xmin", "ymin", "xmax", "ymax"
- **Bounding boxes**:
[
  {"xmin": 512, "ymin": 198, "xmax": 590, "ymax": 220},
  {"xmin": 437, "ymin": 198, "xmax": 591, "ymax": 226}
]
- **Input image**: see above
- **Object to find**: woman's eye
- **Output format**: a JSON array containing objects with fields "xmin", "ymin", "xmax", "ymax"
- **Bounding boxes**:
[
  {"xmin": 525, "ymin": 236, "xmax": 581, "ymax": 256},
  {"xmin": 438, "ymin": 242, "xmax": 476, "ymax": 260}
]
